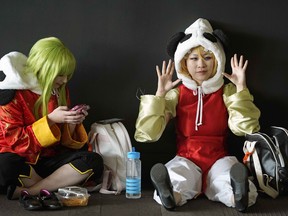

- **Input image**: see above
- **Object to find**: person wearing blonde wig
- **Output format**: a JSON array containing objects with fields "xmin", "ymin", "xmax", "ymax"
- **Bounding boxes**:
[
  {"xmin": 135, "ymin": 18, "xmax": 260, "ymax": 212},
  {"xmin": 0, "ymin": 37, "xmax": 103, "ymax": 209}
]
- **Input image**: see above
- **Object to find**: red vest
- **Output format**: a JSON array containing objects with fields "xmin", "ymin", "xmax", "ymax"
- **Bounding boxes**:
[{"xmin": 176, "ymin": 84, "xmax": 228, "ymax": 175}]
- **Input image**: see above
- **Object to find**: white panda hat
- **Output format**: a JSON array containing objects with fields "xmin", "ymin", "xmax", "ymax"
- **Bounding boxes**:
[
  {"xmin": 167, "ymin": 18, "xmax": 228, "ymax": 94},
  {"xmin": 0, "ymin": 52, "xmax": 41, "ymax": 94}
]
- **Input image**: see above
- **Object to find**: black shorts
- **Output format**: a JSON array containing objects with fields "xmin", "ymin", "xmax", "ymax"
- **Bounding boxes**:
[{"xmin": 0, "ymin": 150, "xmax": 103, "ymax": 192}]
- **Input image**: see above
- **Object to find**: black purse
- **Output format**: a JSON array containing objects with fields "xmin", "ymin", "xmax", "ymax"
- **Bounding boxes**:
[{"xmin": 243, "ymin": 126, "xmax": 288, "ymax": 198}]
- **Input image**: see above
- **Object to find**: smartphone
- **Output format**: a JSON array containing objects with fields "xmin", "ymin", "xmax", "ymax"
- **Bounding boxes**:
[{"xmin": 71, "ymin": 104, "xmax": 86, "ymax": 112}]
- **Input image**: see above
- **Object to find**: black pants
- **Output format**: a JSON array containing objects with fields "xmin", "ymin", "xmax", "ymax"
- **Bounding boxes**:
[{"xmin": 0, "ymin": 150, "xmax": 103, "ymax": 194}]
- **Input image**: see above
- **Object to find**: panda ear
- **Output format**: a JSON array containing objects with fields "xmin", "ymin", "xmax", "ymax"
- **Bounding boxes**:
[
  {"xmin": 0, "ymin": 70, "xmax": 5, "ymax": 81},
  {"xmin": 166, "ymin": 32, "xmax": 186, "ymax": 58},
  {"xmin": 0, "ymin": 89, "xmax": 15, "ymax": 105},
  {"xmin": 0, "ymin": 70, "xmax": 16, "ymax": 105},
  {"xmin": 213, "ymin": 29, "xmax": 230, "ymax": 54}
]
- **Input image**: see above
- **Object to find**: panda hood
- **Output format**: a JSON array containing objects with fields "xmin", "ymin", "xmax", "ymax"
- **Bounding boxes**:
[
  {"xmin": 168, "ymin": 18, "xmax": 228, "ymax": 94},
  {"xmin": 166, "ymin": 18, "xmax": 229, "ymax": 130},
  {"xmin": 0, "ymin": 51, "xmax": 42, "ymax": 94}
]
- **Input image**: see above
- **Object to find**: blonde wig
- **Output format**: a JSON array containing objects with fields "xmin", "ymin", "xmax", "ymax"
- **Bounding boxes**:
[{"xmin": 179, "ymin": 46, "xmax": 218, "ymax": 80}]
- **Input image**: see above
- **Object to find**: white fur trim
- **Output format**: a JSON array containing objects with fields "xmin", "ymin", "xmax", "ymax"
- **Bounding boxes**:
[
  {"xmin": 174, "ymin": 18, "xmax": 225, "ymax": 94},
  {"xmin": 0, "ymin": 52, "xmax": 42, "ymax": 94}
]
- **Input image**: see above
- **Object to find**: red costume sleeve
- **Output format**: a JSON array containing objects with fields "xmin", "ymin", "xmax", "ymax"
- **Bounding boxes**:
[{"xmin": 0, "ymin": 91, "xmax": 61, "ymax": 163}]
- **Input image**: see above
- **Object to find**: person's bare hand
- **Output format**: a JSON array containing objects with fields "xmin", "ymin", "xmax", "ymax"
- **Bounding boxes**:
[
  {"xmin": 47, "ymin": 106, "xmax": 88, "ymax": 125},
  {"xmin": 155, "ymin": 59, "xmax": 181, "ymax": 97},
  {"xmin": 222, "ymin": 54, "xmax": 247, "ymax": 92}
]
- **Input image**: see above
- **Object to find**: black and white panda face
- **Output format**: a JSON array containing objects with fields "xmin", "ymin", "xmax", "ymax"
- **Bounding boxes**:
[
  {"xmin": 174, "ymin": 18, "xmax": 225, "ymax": 74},
  {"xmin": 171, "ymin": 18, "xmax": 227, "ymax": 93},
  {"xmin": 178, "ymin": 32, "xmax": 217, "ymax": 45},
  {"xmin": 0, "ymin": 52, "xmax": 42, "ymax": 104}
]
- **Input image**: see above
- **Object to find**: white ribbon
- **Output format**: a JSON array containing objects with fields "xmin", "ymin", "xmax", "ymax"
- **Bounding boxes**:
[{"xmin": 193, "ymin": 86, "xmax": 205, "ymax": 131}]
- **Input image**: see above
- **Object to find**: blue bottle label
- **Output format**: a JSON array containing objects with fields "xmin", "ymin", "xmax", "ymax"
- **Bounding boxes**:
[{"xmin": 126, "ymin": 177, "xmax": 141, "ymax": 194}]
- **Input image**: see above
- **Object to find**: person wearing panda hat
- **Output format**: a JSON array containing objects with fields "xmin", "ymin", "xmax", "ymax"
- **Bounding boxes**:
[{"xmin": 134, "ymin": 18, "xmax": 260, "ymax": 212}]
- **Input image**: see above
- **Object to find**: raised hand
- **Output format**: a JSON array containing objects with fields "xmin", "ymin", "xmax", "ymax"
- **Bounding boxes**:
[
  {"xmin": 155, "ymin": 59, "xmax": 181, "ymax": 97},
  {"xmin": 222, "ymin": 54, "xmax": 248, "ymax": 92}
]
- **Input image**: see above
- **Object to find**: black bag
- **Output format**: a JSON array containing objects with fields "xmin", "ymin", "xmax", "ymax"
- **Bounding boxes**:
[{"xmin": 243, "ymin": 126, "xmax": 288, "ymax": 198}]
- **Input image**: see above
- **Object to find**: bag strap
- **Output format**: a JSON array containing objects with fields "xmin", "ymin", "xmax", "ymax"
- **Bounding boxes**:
[
  {"xmin": 116, "ymin": 122, "xmax": 132, "ymax": 152},
  {"xmin": 88, "ymin": 131, "xmax": 99, "ymax": 153},
  {"xmin": 243, "ymin": 140, "xmax": 279, "ymax": 198},
  {"xmin": 99, "ymin": 166, "xmax": 123, "ymax": 195},
  {"xmin": 112, "ymin": 122, "xmax": 132, "ymax": 153},
  {"xmin": 243, "ymin": 140, "xmax": 255, "ymax": 164},
  {"xmin": 88, "ymin": 123, "xmax": 124, "ymax": 195}
]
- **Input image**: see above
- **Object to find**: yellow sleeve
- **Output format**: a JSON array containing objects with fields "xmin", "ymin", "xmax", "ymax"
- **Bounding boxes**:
[
  {"xmin": 32, "ymin": 116, "xmax": 61, "ymax": 147},
  {"xmin": 134, "ymin": 88, "xmax": 179, "ymax": 142},
  {"xmin": 223, "ymin": 83, "xmax": 261, "ymax": 136},
  {"xmin": 61, "ymin": 123, "xmax": 88, "ymax": 149}
]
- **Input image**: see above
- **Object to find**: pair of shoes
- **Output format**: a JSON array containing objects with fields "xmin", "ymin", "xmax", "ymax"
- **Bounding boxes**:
[
  {"xmin": 39, "ymin": 189, "xmax": 63, "ymax": 210},
  {"xmin": 230, "ymin": 163, "xmax": 249, "ymax": 212},
  {"xmin": 19, "ymin": 189, "xmax": 62, "ymax": 211},
  {"xmin": 150, "ymin": 163, "xmax": 176, "ymax": 211},
  {"xmin": 19, "ymin": 190, "xmax": 42, "ymax": 211}
]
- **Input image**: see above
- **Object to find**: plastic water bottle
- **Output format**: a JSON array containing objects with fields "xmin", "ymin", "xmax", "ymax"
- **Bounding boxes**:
[{"xmin": 126, "ymin": 147, "xmax": 141, "ymax": 199}]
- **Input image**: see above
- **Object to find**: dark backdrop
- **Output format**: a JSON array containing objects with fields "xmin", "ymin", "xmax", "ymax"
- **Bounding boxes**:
[{"xmin": 1, "ymin": 0, "xmax": 288, "ymax": 187}]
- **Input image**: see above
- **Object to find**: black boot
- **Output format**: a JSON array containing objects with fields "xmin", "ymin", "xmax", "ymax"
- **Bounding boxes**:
[
  {"xmin": 150, "ymin": 163, "xmax": 176, "ymax": 210},
  {"xmin": 230, "ymin": 163, "xmax": 249, "ymax": 212}
]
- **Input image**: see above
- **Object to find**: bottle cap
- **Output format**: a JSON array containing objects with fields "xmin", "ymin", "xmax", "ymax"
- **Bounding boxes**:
[{"xmin": 127, "ymin": 147, "xmax": 140, "ymax": 159}]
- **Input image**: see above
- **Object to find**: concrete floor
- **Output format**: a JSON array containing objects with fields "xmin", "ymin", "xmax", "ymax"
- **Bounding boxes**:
[{"xmin": 1, "ymin": 190, "xmax": 288, "ymax": 216}]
